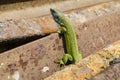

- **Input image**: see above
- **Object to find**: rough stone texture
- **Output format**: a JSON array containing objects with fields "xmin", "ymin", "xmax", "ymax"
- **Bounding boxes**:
[
  {"xmin": 75, "ymin": 10, "xmax": 120, "ymax": 58},
  {"xmin": 0, "ymin": 16, "xmax": 58, "ymax": 42},
  {"xmin": 0, "ymin": 1, "xmax": 120, "ymax": 53},
  {"xmin": 0, "ymin": 0, "xmax": 111, "ymax": 21},
  {"xmin": 89, "ymin": 63, "xmax": 120, "ymax": 80},
  {"xmin": 45, "ymin": 40, "xmax": 120, "ymax": 80},
  {"xmin": 0, "ymin": 1, "xmax": 118, "ymax": 42},
  {"xmin": 0, "ymin": 0, "xmax": 64, "ymax": 5},
  {"xmin": 0, "ymin": 33, "xmax": 64, "ymax": 80},
  {"xmin": 0, "ymin": 10, "xmax": 120, "ymax": 80}
]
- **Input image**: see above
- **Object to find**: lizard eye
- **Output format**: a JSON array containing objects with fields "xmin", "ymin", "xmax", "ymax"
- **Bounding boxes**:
[
  {"xmin": 54, "ymin": 16, "xmax": 62, "ymax": 25},
  {"xmin": 53, "ymin": 15, "xmax": 64, "ymax": 26},
  {"xmin": 50, "ymin": 8, "xmax": 63, "ymax": 26}
]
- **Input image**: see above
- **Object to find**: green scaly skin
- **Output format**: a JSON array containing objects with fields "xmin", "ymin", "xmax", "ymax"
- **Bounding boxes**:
[{"xmin": 50, "ymin": 9, "xmax": 82, "ymax": 65}]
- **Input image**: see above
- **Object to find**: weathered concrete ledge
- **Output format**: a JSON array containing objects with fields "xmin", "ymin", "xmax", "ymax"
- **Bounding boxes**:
[
  {"xmin": 0, "ymin": 10, "xmax": 120, "ymax": 80},
  {"xmin": 0, "ymin": 1, "xmax": 119, "ymax": 42},
  {"xmin": 45, "ymin": 40, "xmax": 120, "ymax": 80}
]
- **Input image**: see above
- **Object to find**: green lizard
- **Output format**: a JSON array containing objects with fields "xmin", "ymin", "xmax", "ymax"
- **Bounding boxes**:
[{"xmin": 50, "ymin": 9, "xmax": 82, "ymax": 65}]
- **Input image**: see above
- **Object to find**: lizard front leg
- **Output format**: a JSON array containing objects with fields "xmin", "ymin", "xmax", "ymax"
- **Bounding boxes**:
[{"xmin": 57, "ymin": 27, "xmax": 66, "ymax": 34}]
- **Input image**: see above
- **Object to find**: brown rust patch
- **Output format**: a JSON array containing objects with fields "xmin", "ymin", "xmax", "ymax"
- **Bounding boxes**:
[
  {"xmin": 58, "ymin": 45, "xmax": 62, "ymax": 51},
  {"xmin": 34, "ymin": 59, "xmax": 39, "ymax": 66},
  {"xmin": 55, "ymin": 38, "xmax": 60, "ymax": 44},
  {"xmin": 19, "ymin": 59, "xmax": 28, "ymax": 71},
  {"xmin": 31, "ymin": 44, "xmax": 46, "ymax": 59},
  {"xmin": 35, "ymin": 16, "xmax": 59, "ymax": 35},
  {"xmin": 7, "ymin": 63, "xmax": 18, "ymax": 75}
]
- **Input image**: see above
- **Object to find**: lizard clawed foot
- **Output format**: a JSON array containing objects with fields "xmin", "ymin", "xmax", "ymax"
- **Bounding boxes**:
[{"xmin": 59, "ymin": 54, "xmax": 73, "ymax": 66}]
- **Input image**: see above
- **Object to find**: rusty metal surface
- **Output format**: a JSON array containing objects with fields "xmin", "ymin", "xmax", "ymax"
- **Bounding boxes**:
[
  {"xmin": 0, "ymin": 1, "xmax": 119, "ymax": 42},
  {"xmin": 0, "ymin": 10, "xmax": 120, "ymax": 80},
  {"xmin": 0, "ymin": 34, "xmax": 64, "ymax": 80},
  {"xmin": 89, "ymin": 63, "xmax": 120, "ymax": 80},
  {"xmin": 75, "ymin": 10, "xmax": 120, "ymax": 57},
  {"xmin": 0, "ymin": 0, "xmax": 32, "ymax": 5},
  {"xmin": 0, "ymin": 17, "xmax": 58, "ymax": 41},
  {"xmin": 0, "ymin": 0, "xmax": 111, "ymax": 21},
  {"xmin": 45, "ymin": 40, "xmax": 120, "ymax": 80}
]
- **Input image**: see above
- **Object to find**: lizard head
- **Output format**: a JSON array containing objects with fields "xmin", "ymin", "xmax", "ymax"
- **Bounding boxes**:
[{"xmin": 50, "ymin": 8, "xmax": 64, "ymax": 26}]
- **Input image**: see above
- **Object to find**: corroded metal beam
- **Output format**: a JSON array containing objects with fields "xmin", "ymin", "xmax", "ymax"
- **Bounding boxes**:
[
  {"xmin": 0, "ymin": 0, "xmax": 111, "ymax": 21},
  {"xmin": 0, "ymin": 0, "xmax": 32, "ymax": 5},
  {"xmin": 0, "ymin": 1, "xmax": 119, "ymax": 53},
  {"xmin": 45, "ymin": 40, "xmax": 120, "ymax": 80},
  {"xmin": 0, "ymin": 10, "xmax": 120, "ymax": 80},
  {"xmin": 0, "ymin": 1, "xmax": 118, "ymax": 42}
]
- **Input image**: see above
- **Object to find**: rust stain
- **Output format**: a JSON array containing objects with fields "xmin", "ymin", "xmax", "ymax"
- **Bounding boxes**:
[
  {"xmin": 7, "ymin": 63, "xmax": 18, "ymax": 75},
  {"xmin": 35, "ymin": 16, "xmax": 59, "ymax": 35}
]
